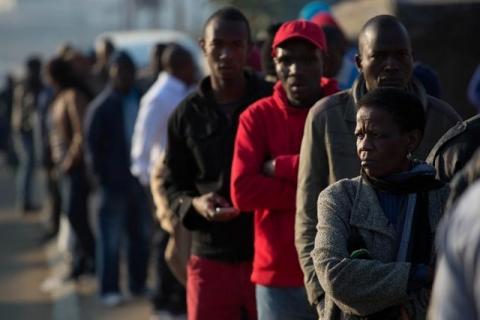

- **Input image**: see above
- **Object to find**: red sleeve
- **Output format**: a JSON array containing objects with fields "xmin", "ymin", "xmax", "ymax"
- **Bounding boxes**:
[
  {"xmin": 231, "ymin": 105, "xmax": 296, "ymax": 211},
  {"xmin": 274, "ymin": 154, "xmax": 299, "ymax": 183}
]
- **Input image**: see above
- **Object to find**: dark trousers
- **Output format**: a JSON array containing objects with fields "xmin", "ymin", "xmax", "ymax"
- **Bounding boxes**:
[
  {"xmin": 97, "ymin": 182, "xmax": 153, "ymax": 295},
  {"xmin": 46, "ymin": 166, "xmax": 61, "ymax": 235},
  {"xmin": 60, "ymin": 166, "xmax": 95, "ymax": 270},
  {"xmin": 153, "ymin": 229, "xmax": 186, "ymax": 313}
]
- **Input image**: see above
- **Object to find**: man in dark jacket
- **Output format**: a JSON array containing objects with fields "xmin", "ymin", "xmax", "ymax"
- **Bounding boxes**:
[
  {"xmin": 427, "ymin": 114, "xmax": 480, "ymax": 182},
  {"xmin": 85, "ymin": 51, "xmax": 153, "ymax": 306},
  {"xmin": 295, "ymin": 15, "xmax": 461, "ymax": 317},
  {"xmin": 162, "ymin": 7, "xmax": 272, "ymax": 320},
  {"xmin": 443, "ymin": 147, "xmax": 480, "ymax": 212}
]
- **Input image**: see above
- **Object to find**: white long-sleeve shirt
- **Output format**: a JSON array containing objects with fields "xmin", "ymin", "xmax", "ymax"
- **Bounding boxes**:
[{"xmin": 130, "ymin": 72, "xmax": 191, "ymax": 185}]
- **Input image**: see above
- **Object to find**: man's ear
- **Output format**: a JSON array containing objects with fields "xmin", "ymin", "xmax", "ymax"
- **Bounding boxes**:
[
  {"xmin": 354, "ymin": 54, "xmax": 362, "ymax": 71},
  {"xmin": 199, "ymin": 38, "xmax": 206, "ymax": 55},
  {"xmin": 407, "ymin": 129, "xmax": 422, "ymax": 154}
]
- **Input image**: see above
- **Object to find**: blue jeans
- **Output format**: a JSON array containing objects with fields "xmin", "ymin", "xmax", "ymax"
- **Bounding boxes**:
[
  {"xmin": 97, "ymin": 182, "xmax": 153, "ymax": 295},
  {"xmin": 14, "ymin": 131, "xmax": 36, "ymax": 209},
  {"xmin": 256, "ymin": 285, "xmax": 317, "ymax": 320}
]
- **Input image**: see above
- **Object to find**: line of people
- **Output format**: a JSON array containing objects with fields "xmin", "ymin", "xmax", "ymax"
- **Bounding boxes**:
[
  {"xmin": 2, "ymin": 4, "xmax": 480, "ymax": 320},
  {"xmin": 155, "ymin": 7, "xmax": 472, "ymax": 320},
  {"xmin": 1, "ymin": 37, "xmax": 194, "ymax": 318}
]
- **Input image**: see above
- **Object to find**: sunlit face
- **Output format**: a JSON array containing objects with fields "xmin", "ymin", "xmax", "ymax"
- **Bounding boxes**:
[
  {"xmin": 274, "ymin": 39, "xmax": 324, "ymax": 107},
  {"xmin": 200, "ymin": 18, "xmax": 250, "ymax": 82},
  {"xmin": 355, "ymin": 106, "xmax": 417, "ymax": 178},
  {"xmin": 356, "ymin": 25, "xmax": 414, "ymax": 91}
]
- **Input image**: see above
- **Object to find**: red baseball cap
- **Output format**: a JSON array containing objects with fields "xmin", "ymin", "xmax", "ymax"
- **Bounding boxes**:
[{"xmin": 272, "ymin": 20, "xmax": 327, "ymax": 57}]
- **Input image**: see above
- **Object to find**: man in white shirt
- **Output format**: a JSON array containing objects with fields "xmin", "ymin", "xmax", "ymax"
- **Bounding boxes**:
[
  {"xmin": 130, "ymin": 44, "xmax": 196, "ymax": 318},
  {"xmin": 131, "ymin": 44, "xmax": 196, "ymax": 185}
]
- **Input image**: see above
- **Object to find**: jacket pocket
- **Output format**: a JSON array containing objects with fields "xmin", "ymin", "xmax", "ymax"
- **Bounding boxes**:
[{"xmin": 185, "ymin": 122, "xmax": 225, "ymax": 181}]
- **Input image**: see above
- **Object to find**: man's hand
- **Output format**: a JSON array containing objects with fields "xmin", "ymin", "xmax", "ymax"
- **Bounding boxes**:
[
  {"xmin": 192, "ymin": 192, "xmax": 239, "ymax": 222},
  {"xmin": 262, "ymin": 159, "xmax": 276, "ymax": 177}
]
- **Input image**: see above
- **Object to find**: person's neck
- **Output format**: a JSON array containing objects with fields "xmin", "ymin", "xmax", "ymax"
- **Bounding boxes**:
[
  {"xmin": 211, "ymin": 74, "xmax": 246, "ymax": 104},
  {"xmin": 114, "ymin": 86, "xmax": 133, "ymax": 96},
  {"xmin": 289, "ymin": 92, "xmax": 323, "ymax": 109},
  {"xmin": 170, "ymin": 71, "xmax": 189, "ymax": 88}
]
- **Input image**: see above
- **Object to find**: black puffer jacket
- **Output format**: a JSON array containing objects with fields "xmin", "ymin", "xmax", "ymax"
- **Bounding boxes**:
[{"xmin": 427, "ymin": 114, "xmax": 480, "ymax": 182}]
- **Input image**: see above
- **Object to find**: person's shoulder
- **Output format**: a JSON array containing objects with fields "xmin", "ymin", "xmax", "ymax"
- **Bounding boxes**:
[
  {"xmin": 88, "ymin": 88, "xmax": 109, "ymax": 108},
  {"xmin": 426, "ymin": 95, "xmax": 461, "ymax": 121},
  {"xmin": 145, "ymin": 75, "xmax": 181, "ymax": 101},
  {"xmin": 248, "ymin": 72, "xmax": 274, "ymax": 97},
  {"xmin": 445, "ymin": 114, "xmax": 480, "ymax": 142},
  {"xmin": 166, "ymin": 90, "xmax": 202, "ymax": 127},
  {"xmin": 321, "ymin": 176, "xmax": 360, "ymax": 199},
  {"xmin": 428, "ymin": 114, "xmax": 480, "ymax": 161},
  {"xmin": 65, "ymin": 88, "xmax": 88, "ymax": 103},
  {"xmin": 141, "ymin": 88, "xmax": 170, "ymax": 111},
  {"xmin": 317, "ymin": 178, "xmax": 360, "ymax": 220},
  {"xmin": 309, "ymin": 89, "xmax": 354, "ymax": 119},
  {"xmin": 140, "ymin": 81, "xmax": 162, "ymax": 105},
  {"xmin": 241, "ymin": 95, "xmax": 276, "ymax": 119}
]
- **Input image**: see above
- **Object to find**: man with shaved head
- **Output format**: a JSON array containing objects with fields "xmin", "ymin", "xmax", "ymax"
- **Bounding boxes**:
[
  {"xmin": 161, "ymin": 7, "xmax": 272, "ymax": 320},
  {"xmin": 295, "ymin": 15, "xmax": 461, "ymax": 318},
  {"xmin": 131, "ymin": 44, "xmax": 196, "ymax": 186},
  {"xmin": 85, "ymin": 51, "xmax": 153, "ymax": 306}
]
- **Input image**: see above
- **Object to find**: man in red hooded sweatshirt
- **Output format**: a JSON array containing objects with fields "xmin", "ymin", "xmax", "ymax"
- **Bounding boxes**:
[{"xmin": 230, "ymin": 20, "xmax": 338, "ymax": 320}]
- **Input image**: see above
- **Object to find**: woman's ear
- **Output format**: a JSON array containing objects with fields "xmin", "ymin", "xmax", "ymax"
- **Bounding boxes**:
[{"xmin": 407, "ymin": 129, "xmax": 423, "ymax": 154}]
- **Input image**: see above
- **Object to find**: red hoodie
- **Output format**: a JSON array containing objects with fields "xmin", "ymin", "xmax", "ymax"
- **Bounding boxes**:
[{"xmin": 231, "ymin": 78, "xmax": 338, "ymax": 287}]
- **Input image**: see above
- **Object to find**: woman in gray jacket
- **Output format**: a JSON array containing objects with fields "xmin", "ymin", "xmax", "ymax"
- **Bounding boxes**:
[{"xmin": 312, "ymin": 88, "xmax": 449, "ymax": 320}]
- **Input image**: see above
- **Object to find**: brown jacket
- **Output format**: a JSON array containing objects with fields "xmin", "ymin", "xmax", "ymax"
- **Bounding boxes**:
[
  {"xmin": 295, "ymin": 77, "xmax": 461, "ymax": 307},
  {"xmin": 49, "ymin": 88, "xmax": 89, "ymax": 172},
  {"xmin": 150, "ymin": 155, "xmax": 190, "ymax": 286}
]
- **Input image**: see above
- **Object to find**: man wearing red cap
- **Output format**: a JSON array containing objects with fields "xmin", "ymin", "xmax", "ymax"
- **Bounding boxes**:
[{"xmin": 230, "ymin": 20, "xmax": 338, "ymax": 320}]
